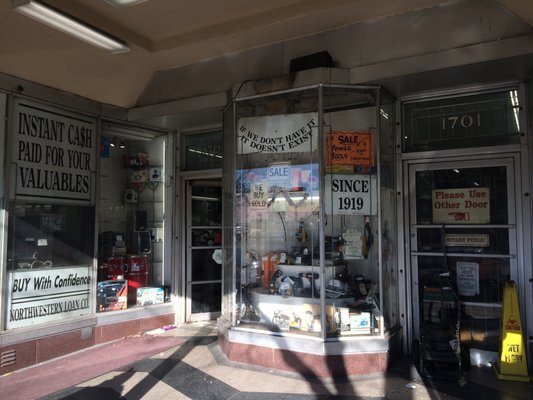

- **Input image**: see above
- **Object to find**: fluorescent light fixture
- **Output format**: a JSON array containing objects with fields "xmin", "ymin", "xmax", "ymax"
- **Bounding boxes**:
[
  {"xmin": 104, "ymin": 0, "xmax": 147, "ymax": 7},
  {"xmin": 188, "ymin": 148, "xmax": 223, "ymax": 159},
  {"xmin": 13, "ymin": 0, "xmax": 129, "ymax": 53}
]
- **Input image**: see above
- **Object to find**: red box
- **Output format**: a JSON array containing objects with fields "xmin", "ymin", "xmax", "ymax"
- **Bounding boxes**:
[
  {"xmin": 98, "ymin": 257, "xmax": 125, "ymax": 281},
  {"xmin": 125, "ymin": 255, "xmax": 149, "ymax": 305}
]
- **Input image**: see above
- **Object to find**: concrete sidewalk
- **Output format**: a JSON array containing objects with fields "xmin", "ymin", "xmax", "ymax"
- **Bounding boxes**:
[{"xmin": 1, "ymin": 321, "xmax": 531, "ymax": 400}]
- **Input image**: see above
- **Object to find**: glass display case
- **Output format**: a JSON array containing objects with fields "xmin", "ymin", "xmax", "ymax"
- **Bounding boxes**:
[
  {"xmin": 97, "ymin": 134, "xmax": 168, "ymax": 312},
  {"xmin": 223, "ymin": 84, "xmax": 397, "ymax": 340}
]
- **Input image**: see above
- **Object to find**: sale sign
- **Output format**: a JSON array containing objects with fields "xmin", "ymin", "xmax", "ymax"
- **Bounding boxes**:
[
  {"xmin": 432, "ymin": 187, "xmax": 490, "ymax": 224},
  {"xmin": 327, "ymin": 131, "xmax": 374, "ymax": 167}
]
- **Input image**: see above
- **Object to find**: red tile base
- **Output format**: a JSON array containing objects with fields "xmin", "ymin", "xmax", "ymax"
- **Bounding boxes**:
[
  {"xmin": 220, "ymin": 334, "xmax": 389, "ymax": 378},
  {"xmin": 0, "ymin": 313, "xmax": 174, "ymax": 375}
]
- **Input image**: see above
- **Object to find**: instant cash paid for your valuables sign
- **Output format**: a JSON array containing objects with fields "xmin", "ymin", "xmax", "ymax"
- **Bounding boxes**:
[{"xmin": 12, "ymin": 99, "xmax": 97, "ymax": 203}]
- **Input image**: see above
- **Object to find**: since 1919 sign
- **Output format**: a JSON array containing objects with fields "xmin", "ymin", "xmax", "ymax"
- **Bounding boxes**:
[{"xmin": 324, "ymin": 174, "xmax": 377, "ymax": 215}]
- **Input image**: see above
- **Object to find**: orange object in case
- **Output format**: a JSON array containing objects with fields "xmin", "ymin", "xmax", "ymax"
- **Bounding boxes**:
[{"xmin": 262, "ymin": 252, "xmax": 280, "ymax": 288}]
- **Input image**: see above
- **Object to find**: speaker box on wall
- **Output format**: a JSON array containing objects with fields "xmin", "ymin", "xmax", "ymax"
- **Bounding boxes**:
[
  {"xmin": 134, "ymin": 209, "xmax": 148, "ymax": 232},
  {"xmin": 289, "ymin": 51, "xmax": 333, "ymax": 73},
  {"xmin": 131, "ymin": 231, "xmax": 151, "ymax": 254}
]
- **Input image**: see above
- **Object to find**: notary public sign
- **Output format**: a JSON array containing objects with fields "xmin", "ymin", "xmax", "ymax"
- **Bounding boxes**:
[
  {"xmin": 12, "ymin": 100, "xmax": 96, "ymax": 203},
  {"xmin": 7, "ymin": 268, "xmax": 92, "ymax": 329},
  {"xmin": 432, "ymin": 187, "xmax": 490, "ymax": 224},
  {"xmin": 237, "ymin": 113, "xmax": 317, "ymax": 154},
  {"xmin": 445, "ymin": 234, "xmax": 489, "ymax": 247},
  {"xmin": 324, "ymin": 174, "xmax": 377, "ymax": 215},
  {"xmin": 327, "ymin": 131, "xmax": 374, "ymax": 167}
]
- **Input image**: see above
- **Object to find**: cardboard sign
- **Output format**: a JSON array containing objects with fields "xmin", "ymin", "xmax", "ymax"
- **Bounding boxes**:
[
  {"xmin": 248, "ymin": 184, "xmax": 269, "ymax": 209},
  {"xmin": 324, "ymin": 174, "xmax": 377, "ymax": 215},
  {"xmin": 237, "ymin": 113, "xmax": 317, "ymax": 154},
  {"xmin": 327, "ymin": 131, "xmax": 374, "ymax": 167},
  {"xmin": 432, "ymin": 187, "xmax": 490, "ymax": 224}
]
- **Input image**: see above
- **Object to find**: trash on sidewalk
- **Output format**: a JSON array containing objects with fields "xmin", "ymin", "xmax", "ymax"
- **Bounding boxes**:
[
  {"xmin": 405, "ymin": 382, "xmax": 417, "ymax": 389},
  {"xmin": 145, "ymin": 325, "xmax": 176, "ymax": 335}
]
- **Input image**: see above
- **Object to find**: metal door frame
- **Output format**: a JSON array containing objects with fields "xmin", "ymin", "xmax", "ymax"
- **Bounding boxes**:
[
  {"xmin": 184, "ymin": 177, "xmax": 223, "ymax": 322},
  {"xmin": 401, "ymin": 150, "xmax": 529, "ymax": 355}
]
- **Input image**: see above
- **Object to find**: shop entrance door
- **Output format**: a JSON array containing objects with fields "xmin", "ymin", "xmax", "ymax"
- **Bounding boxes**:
[
  {"xmin": 185, "ymin": 180, "xmax": 222, "ymax": 321},
  {"xmin": 406, "ymin": 155, "xmax": 523, "ymax": 364}
]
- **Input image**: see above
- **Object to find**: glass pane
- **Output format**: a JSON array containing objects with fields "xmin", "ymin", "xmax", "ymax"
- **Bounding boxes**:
[
  {"xmin": 7, "ymin": 203, "xmax": 94, "ymax": 269},
  {"xmin": 191, "ymin": 249, "xmax": 222, "ymax": 281},
  {"xmin": 191, "ymin": 282, "xmax": 221, "ymax": 313},
  {"xmin": 404, "ymin": 90, "xmax": 520, "ymax": 152},
  {"xmin": 6, "ymin": 202, "xmax": 94, "ymax": 328},
  {"xmin": 417, "ymin": 227, "xmax": 509, "ymax": 254},
  {"xmin": 191, "ymin": 228, "xmax": 222, "ymax": 246},
  {"xmin": 417, "ymin": 255, "xmax": 508, "ymax": 351},
  {"xmin": 380, "ymin": 94, "xmax": 399, "ymax": 330},
  {"xmin": 182, "ymin": 131, "xmax": 223, "ymax": 171},
  {"xmin": 231, "ymin": 86, "xmax": 392, "ymax": 339},
  {"xmin": 322, "ymin": 86, "xmax": 381, "ymax": 337},
  {"xmin": 234, "ymin": 88, "xmax": 324, "ymax": 337},
  {"xmin": 415, "ymin": 166, "xmax": 508, "ymax": 225},
  {"xmin": 97, "ymin": 135, "xmax": 167, "ymax": 312},
  {"xmin": 191, "ymin": 186, "xmax": 222, "ymax": 226}
]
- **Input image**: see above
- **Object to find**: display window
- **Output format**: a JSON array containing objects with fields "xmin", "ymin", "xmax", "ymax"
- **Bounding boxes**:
[
  {"xmin": 6, "ymin": 202, "xmax": 95, "ymax": 328},
  {"xmin": 97, "ymin": 127, "xmax": 169, "ymax": 312},
  {"xmin": 224, "ymin": 85, "xmax": 398, "ymax": 339},
  {"xmin": 5, "ymin": 99, "xmax": 97, "ymax": 329}
]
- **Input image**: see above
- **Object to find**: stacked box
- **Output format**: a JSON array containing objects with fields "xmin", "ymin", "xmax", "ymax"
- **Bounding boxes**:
[
  {"xmin": 137, "ymin": 287, "xmax": 164, "ymax": 306},
  {"xmin": 97, "ymin": 280, "xmax": 128, "ymax": 312}
]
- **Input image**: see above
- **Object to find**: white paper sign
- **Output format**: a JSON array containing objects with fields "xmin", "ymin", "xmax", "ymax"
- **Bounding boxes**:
[
  {"xmin": 324, "ymin": 174, "xmax": 377, "ymax": 215},
  {"xmin": 432, "ymin": 187, "xmax": 490, "ymax": 224},
  {"xmin": 12, "ymin": 100, "xmax": 96, "ymax": 203},
  {"xmin": 237, "ymin": 113, "xmax": 317, "ymax": 154},
  {"xmin": 267, "ymin": 163, "xmax": 291, "ymax": 188},
  {"xmin": 456, "ymin": 262, "xmax": 479, "ymax": 297},
  {"xmin": 248, "ymin": 184, "xmax": 269, "ymax": 209},
  {"xmin": 7, "ymin": 267, "xmax": 92, "ymax": 328}
]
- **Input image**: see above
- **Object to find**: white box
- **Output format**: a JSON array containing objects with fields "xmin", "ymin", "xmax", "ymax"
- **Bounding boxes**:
[{"xmin": 137, "ymin": 287, "xmax": 164, "ymax": 306}]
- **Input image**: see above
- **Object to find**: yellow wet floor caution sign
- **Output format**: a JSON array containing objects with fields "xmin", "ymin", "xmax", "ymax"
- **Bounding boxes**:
[{"xmin": 493, "ymin": 281, "xmax": 531, "ymax": 382}]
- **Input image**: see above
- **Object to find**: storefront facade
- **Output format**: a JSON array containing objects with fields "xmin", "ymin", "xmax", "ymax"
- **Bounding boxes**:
[
  {"xmin": 0, "ymin": 91, "xmax": 176, "ymax": 374},
  {"xmin": 1, "ymin": 0, "xmax": 532, "ymax": 378}
]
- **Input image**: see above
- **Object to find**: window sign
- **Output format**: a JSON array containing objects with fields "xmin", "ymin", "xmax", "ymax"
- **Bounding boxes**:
[
  {"xmin": 267, "ymin": 163, "xmax": 291, "ymax": 189},
  {"xmin": 327, "ymin": 131, "xmax": 374, "ymax": 167},
  {"xmin": 445, "ymin": 234, "xmax": 489, "ymax": 247},
  {"xmin": 237, "ymin": 113, "xmax": 317, "ymax": 154},
  {"xmin": 456, "ymin": 262, "xmax": 479, "ymax": 297},
  {"xmin": 325, "ymin": 174, "xmax": 377, "ymax": 215},
  {"xmin": 432, "ymin": 187, "xmax": 490, "ymax": 224},
  {"xmin": 12, "ymin": 100, "xmax": 97, "ymax": 203},
  {"xmin": 248, "ymin": 184, "xmax": 269, "ymax": 209},
  {"xmin": 7, "ymin": 267, "xmax": 91, "ymax": 329}
]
